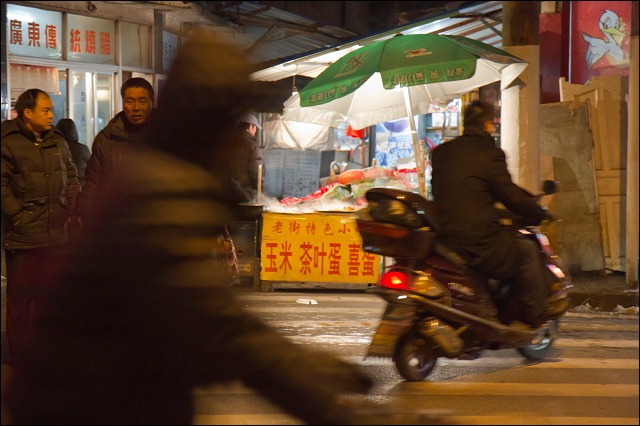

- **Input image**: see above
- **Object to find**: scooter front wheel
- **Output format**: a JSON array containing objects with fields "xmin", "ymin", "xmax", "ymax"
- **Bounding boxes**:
[
  {"xmin": 517, "ymin": 319, "xmax": 559, "ymax": 359},
  {"xmin": 393, "ymin": 329, "xmax": 438, "ymax": 381}
]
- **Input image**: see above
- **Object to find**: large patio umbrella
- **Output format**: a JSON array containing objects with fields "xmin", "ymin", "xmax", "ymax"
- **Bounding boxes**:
[{"xmin": 282, "ymin": 33, "xmax": 528, "ymax": 196}]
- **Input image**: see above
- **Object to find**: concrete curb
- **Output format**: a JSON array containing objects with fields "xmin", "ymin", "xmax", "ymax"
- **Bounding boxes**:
[{"xmin": 567, "ymin": 275, "xmax": 639, "ymax": 312}]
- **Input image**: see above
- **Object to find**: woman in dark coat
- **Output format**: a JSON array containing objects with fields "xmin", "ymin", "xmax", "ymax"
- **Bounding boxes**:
[
  {"xmin": 3, "ymin": 31, "xmax": 373, "ymax": 425},
  {"xmin": 55, "ymin": 118, "xmax": 91, "ymax": 185}
]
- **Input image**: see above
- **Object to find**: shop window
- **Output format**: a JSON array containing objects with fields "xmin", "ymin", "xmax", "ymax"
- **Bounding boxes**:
[
  {"xmin": 9, "ymin": 64, "xmax": 59, "ymax": 101},
  {"xmin": 9, "ymin": 64, "xmax": 61, "ymax": 119},
  {"xmin": 49, "ymin": 69, "xmax": 68, "ymax": 123}
]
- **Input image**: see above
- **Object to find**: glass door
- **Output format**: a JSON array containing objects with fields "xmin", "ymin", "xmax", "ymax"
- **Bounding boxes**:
[
  {"xmin": 69, "ymin": 70, "xmax": 114, "ymax": 149},
  {"xmin": 95, "ymin": 74, "xmax": 113, "ymax": 137}
]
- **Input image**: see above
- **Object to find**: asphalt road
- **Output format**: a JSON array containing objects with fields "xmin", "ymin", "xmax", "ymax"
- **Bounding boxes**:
[
  {"xmin": 189, "ymin": 290, "xmax": 639, "ymax": 425},
  {"xmin": 1, "ymin": 287, "xmax": 638, "ymax": 425}
]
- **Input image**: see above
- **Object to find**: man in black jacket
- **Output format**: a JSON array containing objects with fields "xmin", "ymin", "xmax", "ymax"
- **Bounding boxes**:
[
  {"xmin": 430, "ymin": 100, "xmax": 563, "ymax": 328},
  {"xmin": 215, "ymin": 112, "xmax": 263, "ymax": 205},
  {"xmin": 0, "ymin": 89, "xmax": 80, "ymax": 363},
  {"xmin": 76, "ymin": 77, "xmax": 156, "ymax": 223}
]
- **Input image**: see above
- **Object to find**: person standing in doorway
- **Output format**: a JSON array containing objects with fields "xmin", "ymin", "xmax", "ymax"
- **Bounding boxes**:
[
  {"xmin": 212, "ymin": 112, "xmax": 263, "ymax": 281},
  {"xmin": 0, "ymin": 88, "xmax": 80, "ymax": 363},
  {"xmin": 76, "ymin": 77, "xmax": 157, "ymax": 224},
  {"xmin": 55, "ymin": 118, "xmax": 90, "ymax": 185}
]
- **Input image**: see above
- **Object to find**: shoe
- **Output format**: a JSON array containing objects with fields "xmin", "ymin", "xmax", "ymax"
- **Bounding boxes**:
[
  {"xmin": 509, "ymin": 320, "xmax": 534, "ymax": 331},
  {"xmin": 544, "ymin": 299, "xmax": 569, "ymax": 320}
]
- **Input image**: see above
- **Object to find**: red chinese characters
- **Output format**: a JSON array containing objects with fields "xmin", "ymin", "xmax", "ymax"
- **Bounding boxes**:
[{"xmin": 261, "ymin": 213, "xmax": 380, "ymax": 282}]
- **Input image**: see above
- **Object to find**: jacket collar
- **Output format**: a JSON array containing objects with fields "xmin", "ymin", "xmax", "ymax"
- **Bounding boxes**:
[
  {"xmin": 463, "ymin": 125, "xmax": 495, "ymax": 145},
  {"xmin": 1, "ymin": 118, "xmax": 60, "ymax": 144},
  {"xmin": 103, "ymin": 109, "xmax": 157, "ymax": 141}
]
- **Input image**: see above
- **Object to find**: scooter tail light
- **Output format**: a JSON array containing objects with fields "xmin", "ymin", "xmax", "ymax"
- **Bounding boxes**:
[{"xmin": 379, "ymin": 270, "xmax": 413, "ymax": 291}]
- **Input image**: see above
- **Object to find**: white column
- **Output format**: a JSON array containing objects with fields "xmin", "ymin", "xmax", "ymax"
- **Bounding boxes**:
[{"xmin": 500, "ymin": 44, "xmax": 541, "ymax": 194}]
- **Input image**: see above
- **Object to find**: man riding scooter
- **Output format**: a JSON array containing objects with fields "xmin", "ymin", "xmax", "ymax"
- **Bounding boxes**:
[{"xmin": 430, "ymin": 100, "xmax": 568, "ymax": 329}]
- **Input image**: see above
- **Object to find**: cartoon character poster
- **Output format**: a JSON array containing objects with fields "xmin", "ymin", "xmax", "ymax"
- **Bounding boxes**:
[{"xmin": 571, "ymin": 1, "xmax": 631, "ymax": 85}]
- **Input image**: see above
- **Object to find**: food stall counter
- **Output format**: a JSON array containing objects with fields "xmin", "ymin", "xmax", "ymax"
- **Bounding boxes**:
[{"xmin": 259, "ymin": 210, "xmax": 381, "ymax": 292}]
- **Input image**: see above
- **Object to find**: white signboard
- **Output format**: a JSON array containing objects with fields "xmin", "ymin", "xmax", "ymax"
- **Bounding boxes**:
[
  {"xmin": 7, "ymin": 4, "xmax": 63, "ymax": 59},
  {"xmin": 66, "ymin": 14, "xmax": 115, "ymax": 64},
  {"xmin": 162, "ymin": 31, "xmax": 178, "ymax": 73}
]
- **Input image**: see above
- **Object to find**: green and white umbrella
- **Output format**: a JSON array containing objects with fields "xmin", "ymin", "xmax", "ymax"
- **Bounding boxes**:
[{"xmin": 282, "ymin": 33, "xmax": 528, "ymax": 196}]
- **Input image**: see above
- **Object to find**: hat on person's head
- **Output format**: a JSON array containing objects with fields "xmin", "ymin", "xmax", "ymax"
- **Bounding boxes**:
[{"xmin": 237, "ymin": 113, "xmax": 262, "ymax": 129}]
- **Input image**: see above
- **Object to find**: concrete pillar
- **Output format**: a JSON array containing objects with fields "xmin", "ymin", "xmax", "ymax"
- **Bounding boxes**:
[
  {"xmin": 626, "ymin": 1, "xmax": 639, "ymax": 287},
  {"xmin": 500, "ymin": 1, "xmax": 541, "ymax": 194}
]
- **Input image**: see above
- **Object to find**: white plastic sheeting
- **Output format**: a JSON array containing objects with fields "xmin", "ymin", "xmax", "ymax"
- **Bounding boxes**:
[{"xmin": 262, "ymin": 117, "xmax": 330, "ymax": 151}]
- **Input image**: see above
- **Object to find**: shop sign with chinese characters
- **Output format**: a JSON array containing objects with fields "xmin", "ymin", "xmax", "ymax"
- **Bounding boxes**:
[
  {"xmin": 7, "ymin": 4, "xmax": 62, "ymax": 59},
  {"xmin": 7, "ymin": 4, "xmax": 115, "ymax": 64},
  {"xmin": 261, "ymin": 212, "xmax": 381, "ymax": 284}
]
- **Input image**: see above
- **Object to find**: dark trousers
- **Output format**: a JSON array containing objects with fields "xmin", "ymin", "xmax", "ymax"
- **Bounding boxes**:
[
  {"xmin": 513, "ymin": 237, "xmax": 550, "ymax": 327},
  {"xmin": 5, "ymin": 246, "xmax": 62, "ymax": 362}
]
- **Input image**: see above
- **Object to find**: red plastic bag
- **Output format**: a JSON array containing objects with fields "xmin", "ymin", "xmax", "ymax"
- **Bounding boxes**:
[{"xmin": 346, "ymin": 124, "xmax": 364, "ymax": 139}]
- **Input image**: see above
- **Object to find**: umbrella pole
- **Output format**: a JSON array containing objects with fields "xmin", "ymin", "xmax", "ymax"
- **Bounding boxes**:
[{"xmin": 403, "ymin": 87, "xmax": 427, "ymax": 198}]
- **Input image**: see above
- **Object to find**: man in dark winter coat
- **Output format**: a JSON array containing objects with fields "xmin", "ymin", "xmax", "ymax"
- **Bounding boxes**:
[
  {"xmin": 0, "ymin": 88, "xmax": 80, "ymax": 363},
  {"xmin": 76, "ymin": 77, "xmax": 156, "ymax": 222},
  {"xmin": 55, "ymin": 118, "xmax": 91, "ymax": 185},
  {"xmin": 215, "ymin": 112, "xmax": 263, "ymax": 205},
  {"xmin": 430, "ymin": 100, "xmax": 563, "ymax": 328},
  {"xmin": 2, "ymin": 32, "xmax": 377, "ymax": 426}
]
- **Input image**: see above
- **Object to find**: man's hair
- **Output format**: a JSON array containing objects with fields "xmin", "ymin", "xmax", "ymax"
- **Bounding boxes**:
[
  {"xmin": 120, "ymin": 77, "xmax": 154, "ymax": 102},
  {"xmin": 463, "ymin": 100, "xmax": 495, "ymax": 128},
  {"xmin": 15, "ymin": 88, "xmax": 49, "ymax": 118}
]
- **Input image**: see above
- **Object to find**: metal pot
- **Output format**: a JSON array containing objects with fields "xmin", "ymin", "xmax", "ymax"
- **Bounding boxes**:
[{"xmin": 235, "ymin": 203, "xmax": 264, "ymax": 221}]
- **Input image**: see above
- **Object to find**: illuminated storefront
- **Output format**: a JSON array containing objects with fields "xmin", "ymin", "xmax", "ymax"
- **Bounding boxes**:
[{"xmin": 2, "ymin": 3, "xmax": 177, "ymax": 148}]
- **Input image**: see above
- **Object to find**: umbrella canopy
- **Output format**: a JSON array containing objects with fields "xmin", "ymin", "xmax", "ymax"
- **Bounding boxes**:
[
  {"xmin": 281, "ymin": 33, "xmax": 528, "ymax": 197},
  {"xmin": 282, "ymin": 33, "xmax": 528, "ymax": 130}
]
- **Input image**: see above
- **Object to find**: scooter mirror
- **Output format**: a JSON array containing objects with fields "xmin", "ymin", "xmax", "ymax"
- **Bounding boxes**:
[{"xmin": 542, "ymin": 180, "xmax": 557, "ymax": 195}]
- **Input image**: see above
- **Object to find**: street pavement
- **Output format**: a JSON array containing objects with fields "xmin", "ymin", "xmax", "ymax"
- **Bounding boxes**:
[
  {"xmin": 0, "ymin": 272, "xmax": 637, "ymax": 425},
  {"xmin": 1, "ymin": 272, "xmax": 638, "ymax": 365}
]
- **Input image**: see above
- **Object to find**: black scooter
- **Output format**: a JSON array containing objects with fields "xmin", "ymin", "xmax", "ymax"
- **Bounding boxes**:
[{"xmin": 356, "ymin": 180, "xmax": 572, "ymax": 381}]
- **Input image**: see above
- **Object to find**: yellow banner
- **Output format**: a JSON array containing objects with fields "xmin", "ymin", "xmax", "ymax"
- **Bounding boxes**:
[{"xmin": 260, "ymin": 212, "xmax": 381, "ymax": 284}]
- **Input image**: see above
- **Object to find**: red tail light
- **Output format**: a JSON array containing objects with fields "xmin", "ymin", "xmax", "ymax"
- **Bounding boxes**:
[{"xmin": 379, "ymin": 270, "xmax": 412, "ymax": 290}]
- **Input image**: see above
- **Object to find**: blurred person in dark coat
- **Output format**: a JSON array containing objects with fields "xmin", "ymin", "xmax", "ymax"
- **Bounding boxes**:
[
  {"xmin": 0, "ymin": 89, "xmax": 80, "ymax": 364},
  {"xmin": 55, "ymin": 118, "xmax": 91, "ymax": 185},
  {"xmin": 2, "ymin": 31, "xmax": 374, "ymax": 425},
  {"xmin": 76, "ymin": 77, "xmax": 157, "ymax": 223},
  {"xmin": 430, "ymin": 100, "xmax": 561, "ymax": 328},
  {"xmin": 213, "ymin": 112, "xmax": 263, "ymax": 204}
]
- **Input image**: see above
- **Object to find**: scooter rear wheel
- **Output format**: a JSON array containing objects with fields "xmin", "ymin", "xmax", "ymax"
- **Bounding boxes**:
[
  {"xmin": 517, "ymin": 319, "xmax": 559, "ymax": 359},
  {"xmin": 393, "ymin": 329, "xmax": 437, "ymax": 381}
]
